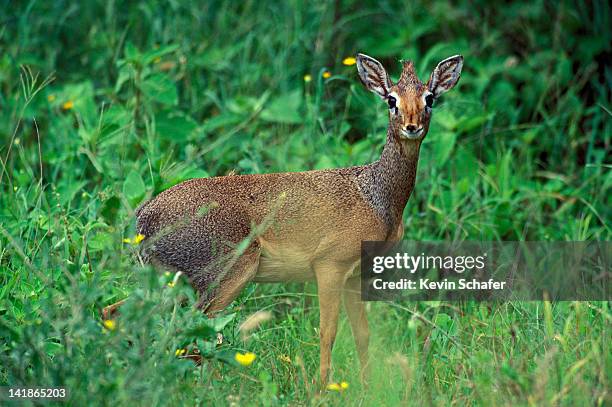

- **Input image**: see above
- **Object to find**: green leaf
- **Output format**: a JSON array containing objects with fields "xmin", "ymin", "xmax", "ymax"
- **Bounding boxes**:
[
  {"xmin": 214, "ymin": 349, "xmax": 240, "ymax": 367},
  {"xmin": 166, "ymin": 165, "xmax": 209, "ymax": 187},
  {"xmin": 140, "ymin": 73, "xmax": 178, "ymax": 106},
  {"xmin": 123, "ymin": 170, "xmax": 146, "ymax": 204},
  {"xmin": 181, "ymin": 313, "xmax": 235, "ymax": 340},
  {"xmin": 178, "ymin": 166, "xmax": 209, "ymax": 180},
  {"xmin": 124, "ymin": 42, "xmax": 141, "ymax": 63},
  {"xmin": 209, "ymin": 313, "xmax": 236, "ymax": 331},
  {"xmin": 191, "ymin": 45, "xmax": 241, "ymax": 71},
  {"xmin": 58, "ymin": 180, "xmax": 87, "ymax": 206},
  {"xmin": 431, "ymin": 131, "xmax": 457, "ymax": 165},
  {"xmin": 182, "ymin": 325, "xmax": 217, "ymax": 340},
  {"xmin": 60, "ymin": 81, "xmax": 97, "ymax": 127},
  {"xmin": 456, "ymin": 114, "xmax": 490, "ymax": 134},
  {"xmin": 452, "ymin": 147, "xmax": 479, "ymax": 183},
  {"xmin": 114, "ymin": 63, "xmax": 133, "ymax": 93},
  {"xmin": 44, "ymin": 341, "xmax": 63, "ymax": 357},
  {"xmin": 260, "ymin": 90, "xmax": 303, "ymax": 124},
  {"xmin": 201, "ymin": 112, "xmax": 243, "ymax": 132},
  {"xmin": 225, "ymin": 95, "xmax": 262, "ymax": 114},
  {"xmin": 314, "ymin": 155, "xmax": 335, "ymax": 170},
  {"xmin": 142, "ymin": 44, "xmax": 180, "ymax": 65},
  {"xmin": 88, "ymin": 232, "xmax": 113, "ymax": 252},
  {"xmin": 433, "ymin": 109, "xmax": 458, "ymax": 131},
  {"xmin": 155, "ymin": 110, "xmax": 197, "ymax": 141}
]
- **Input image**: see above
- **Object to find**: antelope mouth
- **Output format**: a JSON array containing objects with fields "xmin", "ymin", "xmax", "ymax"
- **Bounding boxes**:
[{"xmin": 400, "ymin": 128, "xmax": 424, "ymax": 139}]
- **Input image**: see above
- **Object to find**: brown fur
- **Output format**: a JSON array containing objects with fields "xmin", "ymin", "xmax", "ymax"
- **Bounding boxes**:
[{"xmin": 133, "ymin": 52, "xmax": 463, "ymax": 384}]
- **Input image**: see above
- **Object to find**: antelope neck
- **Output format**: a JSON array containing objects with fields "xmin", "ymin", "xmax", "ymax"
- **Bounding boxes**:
[{"xmin": 358, "ymin": 127, "xmax": 421, "ymax": 234}]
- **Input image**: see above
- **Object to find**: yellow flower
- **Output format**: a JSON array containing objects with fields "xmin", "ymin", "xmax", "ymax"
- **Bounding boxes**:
[
  {"xmin": 342, "ymin": 56, "xmax": 356, "ymax": 66},
  {"xmin": 278, "ymin": 354, "xmax": 291, "ymax": 364},
  {"xmin": 123, "ymin": 233, "xmax": 146, "ymax": 245},
  {"xmin": 47, "ymin": 94, "xmax": 56, "ymax": 102},
  {"xmin": 327, "ymin": 381, "xmax": 349, "ymax": 392},
  {"xmin": 103, "ymin": 319, "xmax": 116, "ymax": 331},
  {"xmin": 235, "ymin": 352, "xmax": 256, "ymax": 366},
  {"xmin": 175, "ymin": 348, "xmax": 186, "ymax": 356},
  {"xmin": 303, "ymin": 74, "xmax": 312, "ymax": 83},
  {"xmin": 167, "ymin": 281, "xmax": 175, "ymax": 288},
  {"xmin": 322, "ymin": 71, "xmax": 331, "ymax": 79},
  {"xmin": 14, "ymin": 138, "xmax": 20, "ymax": 145},
  {"xmin": 62, "ymin": 100, "xmax": 74, "ymax": 110}
]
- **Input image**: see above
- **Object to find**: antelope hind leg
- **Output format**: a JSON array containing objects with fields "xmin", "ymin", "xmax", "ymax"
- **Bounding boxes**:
[{"xmin": 204, "ymin": 243, "xmax": 261, "ymax": 314}]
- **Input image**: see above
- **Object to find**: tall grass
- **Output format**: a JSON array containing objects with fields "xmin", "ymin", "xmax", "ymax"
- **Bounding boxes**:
[{"xmin": 0, "ymin": 1, "xmax": 610, "ymax": 405}]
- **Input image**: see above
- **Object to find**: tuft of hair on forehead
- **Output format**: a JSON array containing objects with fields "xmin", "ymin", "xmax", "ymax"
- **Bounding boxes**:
[{"xmin": 398, "ymin": 60, "xmax": 420, "ymax": 87}]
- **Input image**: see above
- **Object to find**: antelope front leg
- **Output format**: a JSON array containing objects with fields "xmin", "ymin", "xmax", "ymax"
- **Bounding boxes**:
[
  {"xmin": 343, "ymin": 276, "xmax": 370, "ymax": 384},
  {"xmin": 314, "ymin": 263, "xmax": 344, "ymax": 385}
]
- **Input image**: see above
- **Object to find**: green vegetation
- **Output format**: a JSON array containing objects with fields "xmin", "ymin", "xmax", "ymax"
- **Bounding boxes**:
[{"xmin": 1, "ymin": 1, "xmax": 610, "ymax": 405}]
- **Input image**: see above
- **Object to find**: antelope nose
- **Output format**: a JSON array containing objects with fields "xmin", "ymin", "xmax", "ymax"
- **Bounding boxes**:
[{"xmin": 405, "ymin": 124, "xmax": 419, "ymax": 133}]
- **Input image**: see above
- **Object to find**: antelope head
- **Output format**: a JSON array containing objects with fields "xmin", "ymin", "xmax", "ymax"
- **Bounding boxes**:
[{"xmin": 356, "ymin": 53, "xmax": 463, "ymax": 140}]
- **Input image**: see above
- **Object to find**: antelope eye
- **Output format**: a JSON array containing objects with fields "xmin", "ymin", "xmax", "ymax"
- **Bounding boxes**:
[
  {"xmin": 387, "ymin": 96, "xmax": 397, "ymax": 110},
  {"xmin": 425, "ymin": 94, "xmax": 434, "ymax": 109}
]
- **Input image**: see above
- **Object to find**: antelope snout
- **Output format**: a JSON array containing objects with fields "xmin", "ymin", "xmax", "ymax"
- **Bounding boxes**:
[{"xmin": 400, "ymin": 124, "xmax": 424, "ymax": 139}]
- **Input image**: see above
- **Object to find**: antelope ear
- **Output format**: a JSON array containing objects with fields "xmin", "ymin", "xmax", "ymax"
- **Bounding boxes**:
[
  {"xmin": 428, "ymin": 55, "xmax": 464, "ymax": 98},
  {"xmin": 356, "ymin": 53, "xmax": 392, "ymax": 99}
]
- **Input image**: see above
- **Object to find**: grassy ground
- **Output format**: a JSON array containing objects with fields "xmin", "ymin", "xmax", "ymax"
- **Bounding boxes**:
[{"xmin": 0, "ymin": 1, "xmax": 610, "ymax": 405}]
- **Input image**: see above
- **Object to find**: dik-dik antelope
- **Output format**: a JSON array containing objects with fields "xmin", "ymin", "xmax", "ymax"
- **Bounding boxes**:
[{"xmin": 132, "ymin": 53, "xmax": 463, "ymax": 383}]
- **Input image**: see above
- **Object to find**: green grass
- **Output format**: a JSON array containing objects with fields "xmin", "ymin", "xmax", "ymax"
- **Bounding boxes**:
[{"xmin": 0, "ymin": 1, "xmax": 610, "ymax": 405}]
